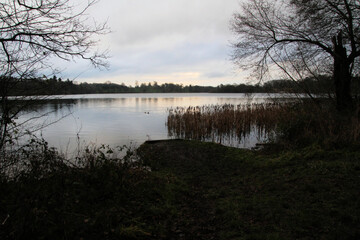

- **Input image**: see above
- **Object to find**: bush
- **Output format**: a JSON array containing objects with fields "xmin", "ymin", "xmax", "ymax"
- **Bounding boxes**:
[
  {"xmin": 0, "ymin": 139, "xmax": 179, "ymax": 239},
  {"xmin": 276, "ymin": 101, "xmax": 360, "ymax": 148}
]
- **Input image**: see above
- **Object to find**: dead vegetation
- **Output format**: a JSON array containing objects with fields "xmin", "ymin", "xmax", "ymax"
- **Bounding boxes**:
[
  {"xmin": 167, "ymin": 101, "xmax": 360, "ymax": 148},
  {"xmin": 167, "ymin": 103, "xmax": 286, "ymax": 145}
]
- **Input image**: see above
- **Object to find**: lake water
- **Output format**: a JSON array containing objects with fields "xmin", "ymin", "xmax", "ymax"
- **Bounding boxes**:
[{"xmin": 17, "ymin": 93, "xmax": 289, "ymax": 152}]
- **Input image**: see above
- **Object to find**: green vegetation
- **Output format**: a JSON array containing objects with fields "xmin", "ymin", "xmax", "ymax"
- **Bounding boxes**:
[
  {"xmin": 139, "ymin": 140, "xmax": 360, "ymax": 239},
  {"xmin": 1, "ymin": 139, "xmax": 359, "ymax": 239}
]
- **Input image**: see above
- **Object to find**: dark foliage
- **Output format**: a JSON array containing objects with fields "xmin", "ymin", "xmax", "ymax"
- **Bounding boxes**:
[{"xmin": 6, "ymin": 75, "xmax": 360, "ymax": 95}]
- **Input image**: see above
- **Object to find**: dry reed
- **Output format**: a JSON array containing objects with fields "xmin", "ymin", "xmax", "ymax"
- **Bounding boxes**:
[
  {"xmin": 167, "ymin": 101, "xmax": 360, "ymax": 147},
  {"xmin": 166, "ymin": 103, "xmax": 289, "ymax": 145}
]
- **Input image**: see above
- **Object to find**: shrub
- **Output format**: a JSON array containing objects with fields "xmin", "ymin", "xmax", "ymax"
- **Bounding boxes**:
[{"xmin": 275, "ymin": 101, "xmax": 360, "ymax": 148}]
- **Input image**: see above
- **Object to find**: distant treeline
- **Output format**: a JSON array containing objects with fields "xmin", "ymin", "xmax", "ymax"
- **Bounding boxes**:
[{"xmin": 4, "ymin": 75, "xmax": 360, "ymax": 96}]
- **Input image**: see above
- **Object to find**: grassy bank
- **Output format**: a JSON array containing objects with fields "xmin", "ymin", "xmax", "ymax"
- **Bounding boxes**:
[
  {"xmin": 139, "ymin": 140, "xmax": 360, "ymax": 239},
  {"xmin": 1, "ymin": 140, "xmax": 360, "ymax": 239}
]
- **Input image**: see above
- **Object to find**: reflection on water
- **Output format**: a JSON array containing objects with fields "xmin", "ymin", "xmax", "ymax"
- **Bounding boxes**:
[{"xmin": 16, "ymin": 93, "xmax": 281, "ymax": 152}]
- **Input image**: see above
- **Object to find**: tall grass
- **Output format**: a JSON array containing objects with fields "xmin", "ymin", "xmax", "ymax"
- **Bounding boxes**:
[
  {"xmin": 167, "ymin": 101, "xmax": 360, "ymax": 148},
  {"xmin": 275, "ymin": 101, "xmax": 360, "ymax": 147},
  {"xmin": 167, "ymin": 103, "xmax": 286, "ymax": 145}
]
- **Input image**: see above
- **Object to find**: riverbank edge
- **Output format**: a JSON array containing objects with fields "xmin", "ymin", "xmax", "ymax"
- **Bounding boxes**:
[
  {"xmin": 1, "ymin": 139, "xmax": 360, "ymax": 239},
  {"xmin": 137, "ymin": 139, "xmax": 360, "ymax": 239}
]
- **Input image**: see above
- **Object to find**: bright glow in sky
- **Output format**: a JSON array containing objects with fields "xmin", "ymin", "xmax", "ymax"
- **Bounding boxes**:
[{"xmin": 58, "ymin": 0, "xmax": 247, "ymax": 86}]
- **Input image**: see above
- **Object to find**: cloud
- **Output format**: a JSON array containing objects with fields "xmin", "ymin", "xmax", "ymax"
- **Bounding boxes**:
[
  {"xmin": 112, "ymin": 41, "xmax": 229, "ymax": 73},
  {"xmin": 60, "ymin": 0, "xmax": 244, "ymax": 85},
  {"xmin": 204, "ymin": 72, "xmax": 228, "ymax": 79},
  {"xmin": 95, "ymin": 0, "xmax": 238, "ymax": 47}
]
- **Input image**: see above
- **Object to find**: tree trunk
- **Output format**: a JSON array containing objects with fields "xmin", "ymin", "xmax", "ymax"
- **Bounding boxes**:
[{"xmin": 333, "ymin": 32, "xmax": 353, "ymax": 111}]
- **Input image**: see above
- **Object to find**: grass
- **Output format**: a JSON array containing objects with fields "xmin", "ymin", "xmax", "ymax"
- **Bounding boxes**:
[
  {"xmin": 1, "ymin": 140, "xmax": 360, "ymax": 239},
  {"xmin": 138, "ymin": 140, "xmax": 360, "ymax": 239},
  {"xmin": 139, "ymin": 141, "xmax": 360, "ymax": 239}
]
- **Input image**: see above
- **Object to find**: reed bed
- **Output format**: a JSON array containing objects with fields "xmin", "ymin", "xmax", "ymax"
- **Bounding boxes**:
[
  {"xmin": 167, "ymin": 103, "xmax": 288, "ymax": 145},
  {"xmin": 167, "ymin": 101, "xmax": 360, "ymax": 147}
]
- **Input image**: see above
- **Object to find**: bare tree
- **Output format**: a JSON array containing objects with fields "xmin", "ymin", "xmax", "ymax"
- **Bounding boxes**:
[
  {"xmin": 232, "ymin": 0, "xmax": 360, "ymax": 110},
  {"xmin": 0, "ymin": 0, "xmax": 108, "ymax": 152}
]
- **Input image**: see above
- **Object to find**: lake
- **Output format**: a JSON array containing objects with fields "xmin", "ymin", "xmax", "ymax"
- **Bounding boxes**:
[{"xmin": 17, "ymin": 93, "xmax": 291, "ymax": 152}]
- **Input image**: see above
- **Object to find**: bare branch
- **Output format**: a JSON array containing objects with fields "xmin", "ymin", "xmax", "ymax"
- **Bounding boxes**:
[
  {"xmin": 0, "ymin": 0, "xmax": 109, "ymax": 152},
  {"xmin": 232, "ymin": 0, "xmax": 360, "ymax": 110},
  {"xmin": 0, "ymin": 0, "xmax": 109, "ymax": 75}
]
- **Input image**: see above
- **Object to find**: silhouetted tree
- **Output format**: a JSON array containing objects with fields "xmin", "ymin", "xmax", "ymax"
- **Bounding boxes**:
[
  {"xmin": 0, "ymin": 0, "xmax": 108, "ymax": 152},
  {"xmin": 232, "ymin": 0, "xmax": 360, "ymax": 110}
]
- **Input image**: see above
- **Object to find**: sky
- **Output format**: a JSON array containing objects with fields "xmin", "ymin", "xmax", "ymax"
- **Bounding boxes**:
[{"xmin": 59, "ymin": 0, "xmax": 247, "ymax": 86}]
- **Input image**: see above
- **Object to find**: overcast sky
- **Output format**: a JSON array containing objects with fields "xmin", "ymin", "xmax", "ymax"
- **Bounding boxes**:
[{"xmin": 60, "ymin": 0, "xmax": 246, "ymax": 86}]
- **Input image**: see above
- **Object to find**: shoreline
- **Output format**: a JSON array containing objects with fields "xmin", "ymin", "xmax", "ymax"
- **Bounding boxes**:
[{"xmin": 1, "ymin": 140, "xmax": 359, "ymax": 239}]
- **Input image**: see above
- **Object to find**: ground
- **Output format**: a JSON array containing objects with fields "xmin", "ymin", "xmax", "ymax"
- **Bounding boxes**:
[
  {"xmin": 138, "ymin": 140, "xmax": 360, "ymax": 239},
  {"xmin": 1, "ymin": 139, "xmax": 360, "ymax": 239}
]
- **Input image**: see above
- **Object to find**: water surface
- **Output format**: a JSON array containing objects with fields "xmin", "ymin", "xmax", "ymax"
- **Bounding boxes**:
[{"xmin": 18, "ymin": 93, "xmax": 287, "ymax": 152}]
